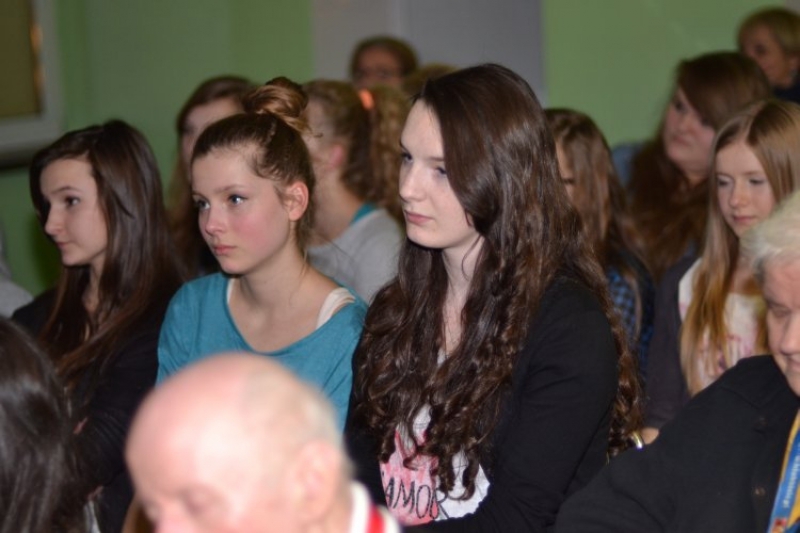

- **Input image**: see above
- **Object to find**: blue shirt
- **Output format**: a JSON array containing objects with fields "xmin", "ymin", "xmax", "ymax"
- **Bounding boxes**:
[{"xmin": 157, "ymin": 273, "xmax": 366, "ymax": 429}]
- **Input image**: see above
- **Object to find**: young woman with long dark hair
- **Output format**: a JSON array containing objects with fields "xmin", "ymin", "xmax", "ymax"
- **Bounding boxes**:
[
  {"xmin": 14, "ymin": 120, "xmax": 182, "ymax": 532},
  {"xmin": 346, "ymin": 64, "xmax": 641, "ymax": 532}
]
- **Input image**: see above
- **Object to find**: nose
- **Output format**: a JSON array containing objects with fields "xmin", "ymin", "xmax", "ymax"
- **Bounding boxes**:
[
  {"xmin": 399, "ymin": 163, "xmax": 422, "ymax": 204},
  {"xmin": 728, "ymin": 180, "xmax": 749, "ymax": 209},
  {"xmin": 44, "ymin": 207, "xmax": 61, "ymax": 238},
  {"xmin": 200, "ymin": 203, "xmax": 224, "ymax": 237},
  {"xmin": 779, "ymin": 314, "xmax": 800, "ymax": 356}
]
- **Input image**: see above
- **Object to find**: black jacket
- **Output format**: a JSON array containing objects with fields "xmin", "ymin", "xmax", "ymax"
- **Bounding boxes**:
[
  {"xmin": 557, "ymin": 355, "xmax": 799, "ymax": 533},
  {"xmin": 346, "ymin": 278, "xmax": 618, "ymax": 532}
]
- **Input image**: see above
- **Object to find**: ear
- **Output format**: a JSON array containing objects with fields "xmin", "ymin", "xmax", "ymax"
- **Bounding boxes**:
[
  {"xmin": 282, "ymin": 181, "xmax": 309, "ymax": 222},
  {"xmin": 287, "ymin": 442, "xmax": 343, "ymax": 525}
]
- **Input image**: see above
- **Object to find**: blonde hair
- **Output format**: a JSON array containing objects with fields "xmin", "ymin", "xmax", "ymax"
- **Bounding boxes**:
[
  {"xmin": 738, "ymin": 7, "xmax": 800, "ymax": 58},
  {"xmin": 680, "ymin": 99, "xmax": 800, "ymax": 394},
  {"xmin": 303, "ymin": 80, "xmax": 409, "ymax": 222}
]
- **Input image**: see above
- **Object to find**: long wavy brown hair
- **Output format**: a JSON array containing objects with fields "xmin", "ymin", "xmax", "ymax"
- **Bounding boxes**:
[
  {"xmin": 547, "ymin": 108, "xmax": 650, "ymax": 340},
  {"xmin": 681, "ymin": 99, "xmax": 800, "ymax": 394},
  {"xmin": 28, "ymin": 120, "xmax": 183, "ymax": 397},
  {"xmin": 628, "ymin": 52, "xmax": 770, "ymax": 279},
  {"xmin": 352, "ymin": 64, "xmax": 642, "ymax": 498}
]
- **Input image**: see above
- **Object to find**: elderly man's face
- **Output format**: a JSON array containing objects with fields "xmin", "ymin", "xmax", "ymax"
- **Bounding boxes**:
[
  {"xmin": 764, "ymin": 260, "xmax": 800, "ymax": 396},
  {"xmin": 128, "ymin": 419, "xmax": 299, "ymax": 533}
]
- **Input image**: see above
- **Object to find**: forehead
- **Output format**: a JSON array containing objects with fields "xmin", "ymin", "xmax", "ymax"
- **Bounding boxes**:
[
  {"xmin": 402, "ymin": 102, "xmax": 442, "ymax": 148},
  {"xmin": 191, "ymin": 148, "xmax": 261, "ymax": 186},
  {"xmin": 744, "ymin": 24, "xmax": 781, "ymax": 45},
  {"xmin": 715, "ymin": 141, "xmax": 762, "ymax": 171},
  {"xmin": 40, "ymin": 158, "xmax": 96, "ymax": 194},
  {"xmin": 357, "ymin": 46, "xmax": 402, "ymax": 69},
  {"xmin": 764, "ymin": 260, "xmax": 800, "ymax": 299}
]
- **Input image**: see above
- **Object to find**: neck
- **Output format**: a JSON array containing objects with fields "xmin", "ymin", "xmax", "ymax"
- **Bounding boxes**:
[
  {"xmin": 682, "ymin": 169, "xmax": 707, "ymax": 188},
  {"xmin": 442, "ymin": 237, "xmax": 482, "ymax": 298},
  {"xmin": 313, "ymin": 177, "xmax": 364, "ymax": 243},
  {"xmin": 235, "ymin": 246, "xmax": 309, "ymax": 310},
  {"xmin": 84, "ymin": 267, "xmax": 102, "ymax": 314}
]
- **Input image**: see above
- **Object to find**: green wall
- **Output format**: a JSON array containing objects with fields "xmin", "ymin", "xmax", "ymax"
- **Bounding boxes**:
[
  {"xmin": 0, "ymin": 0, "xmax": 312, "ymax": 294},
  {"xmin": 543, "ymin": 0, "xmax": 776, "ymax": 145},
  {"xmin": 0, "ymin": 0, "xmax": 781, "ymax": 295}
]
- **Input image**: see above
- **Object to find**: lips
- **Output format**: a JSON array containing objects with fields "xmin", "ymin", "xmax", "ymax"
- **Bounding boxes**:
[
  {"xmin": 404, "ymin": 211, "xmax": 430, "ymax": 225},
  {"xmin": 732, "ymin": 215, "xmax": 757, "ymax": 227},
  {"xmin": 211, "ymin": 244, "xmax": 234, "ymax": 256}
]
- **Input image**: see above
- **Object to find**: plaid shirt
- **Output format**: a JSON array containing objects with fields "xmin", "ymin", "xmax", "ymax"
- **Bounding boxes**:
[{"xmin": 606, "ymin": 259, "xmax": 654, "ymax": 380}]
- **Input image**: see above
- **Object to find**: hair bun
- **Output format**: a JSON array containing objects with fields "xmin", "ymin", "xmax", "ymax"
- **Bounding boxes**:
[{"xmin": 244, "ymin": 77, "xmax": 308, "ymax": 133}]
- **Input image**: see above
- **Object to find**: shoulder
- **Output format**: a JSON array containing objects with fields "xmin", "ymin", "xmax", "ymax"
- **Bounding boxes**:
[
  {"xmin": 169, "ymin": 273, "xmax": 226, "ymax": 306},
  {"xmin": 12, "ymin": 289, "xmax": 56, "ymax": 335},
  {"xmin": 346, "ymin": 209, "xmax": 403, "ymax": 244},
  {"xmin": 521, "ymin": 277, "xmax": 615, "ymax": 372},
  {"xmin": 325, "ymin": 292, "xmax": 368, "ymax": 334},
  {"xmin": 711, "ymin": 355, "xmax": 791, "ymax": 408},
  {"xmin": 663, "ymin": 255, "xmax": 697, "ymax": 290},
  {"xmin": 538, "ymin": 276, "xmax": 606, "ymax": 320}
]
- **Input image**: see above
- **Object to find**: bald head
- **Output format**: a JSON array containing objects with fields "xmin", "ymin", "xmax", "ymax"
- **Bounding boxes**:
[{"xmin": 127, "ymin": 352, "xmax": 350, "ymax": 533}]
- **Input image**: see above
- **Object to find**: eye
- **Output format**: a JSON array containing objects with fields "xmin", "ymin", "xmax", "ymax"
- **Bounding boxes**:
[
  {"xmin": 672, "ymin": 97, "xmax": 685, "ymax": 113},
  {"xmin": 400, "ymin": 150, "xmax": 412, "ymax": 165},
  {"xmin": 228, "ymin": 194, "xmax": 245, "ymax": 206},
  {"xmin": 769, "ymin": 304, "xmax": 791, "ymax": 320},
  {"xmin": 435, "ymin": 166, "xmax": 447, "ymax": 177},
  {"xmin": 716, "ymin": 175, "xmax": 731, "ymax": 188},
  {"xmin": 561, "ymin": 177, "xmax": 576, "ymax": 187},
  {"xmin": 749, "ymin": 177, "xmax": 767, "ymax": 186},
  {"xmin": 65, "ymin": 196, "xmax": 80, "ymax": 207},
  {"xmin": 193, "ymin": 197, "xmax": 209, "ymax": 211}
]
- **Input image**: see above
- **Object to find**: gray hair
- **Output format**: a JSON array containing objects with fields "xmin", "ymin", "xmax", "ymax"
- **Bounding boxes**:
[{"xmin": 743, "ymin": 190, "xmax": 800, "ymax": 282}]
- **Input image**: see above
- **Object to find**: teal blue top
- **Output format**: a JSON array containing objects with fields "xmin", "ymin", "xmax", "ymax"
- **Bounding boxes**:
[{"xmin": 157, "ymin": 273, "xmax": 367, "ymax": 429}]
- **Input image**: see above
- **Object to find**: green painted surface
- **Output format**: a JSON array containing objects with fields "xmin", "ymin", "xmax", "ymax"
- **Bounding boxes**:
[
  {"xmin": 543, "ymin": 0, "xmax": 775, "ymax": 145},
  {"xmin": 0, "ymin": 0, "xmax": 312, "ymax": 295}
]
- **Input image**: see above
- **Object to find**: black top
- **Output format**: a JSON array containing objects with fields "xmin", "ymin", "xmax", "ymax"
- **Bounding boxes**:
[
  {"xmin": 557, "ymin": 355, "xmax": 799, "ymax": 533},
  {"xmin": 346, "ymin": 278, "xmax": 618, "ymax": 532},
  {"xmin": 643, "ymin": 255, "xmax": 696, "ymax": 429},
  {"xmin": 14, "ymin": 291, "xmax": 168, "ymax": 533}
]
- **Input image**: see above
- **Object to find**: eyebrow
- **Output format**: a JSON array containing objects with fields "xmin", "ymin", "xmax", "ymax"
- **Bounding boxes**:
[
  {"xmin": 43, "ymin": 185, "xmax": 82, "ymax": 196},
  {"xmin": 193, "ymin": 184, "xmax": 246, "ymax": 196},
  {"xmin": 399, "ymin": 140, "xmax": 445, "ymax": 163}
]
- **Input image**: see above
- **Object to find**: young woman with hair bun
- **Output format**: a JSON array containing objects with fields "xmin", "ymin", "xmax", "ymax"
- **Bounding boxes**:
[
  {"xmin": 157, "ymin": 77, "xmax": 366, "ymax": 430},
  {"xmin": 303, "ymin": 79, "xmax": 405, "ymax": 301}
]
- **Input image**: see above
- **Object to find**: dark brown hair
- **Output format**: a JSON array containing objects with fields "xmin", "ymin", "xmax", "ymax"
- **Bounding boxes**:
[
  {"xmin": 192, "ymin": 77, "xmax": 316, "ymax": 250},
  {"xmin": 29, "ymin": 120, "xmax": 183, "ymax": 394},
  {"xmin": 303, "ymin": 79, "xmax": 409, "ymax": 221},
  {"xmin": 628, "ymin": 52, "xmax": 770, "ymax": 279},
  {"xmin": 349, "ymin": 35, "xmax": 419, "ymax": 80},
  {"xmin": 0, "ymin": 318, "xmax": 83, "ymax": 533},
  {"xmin": 547, "ymin": 108, "xmax": 650, "ymax": 339},
  {"xmin": 352, "ymin": 64, "xmax": 642, "ymax": 497},
  {"xmin": 169, "ymin": 75, "xmax": 254, "ymax": 278}
]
